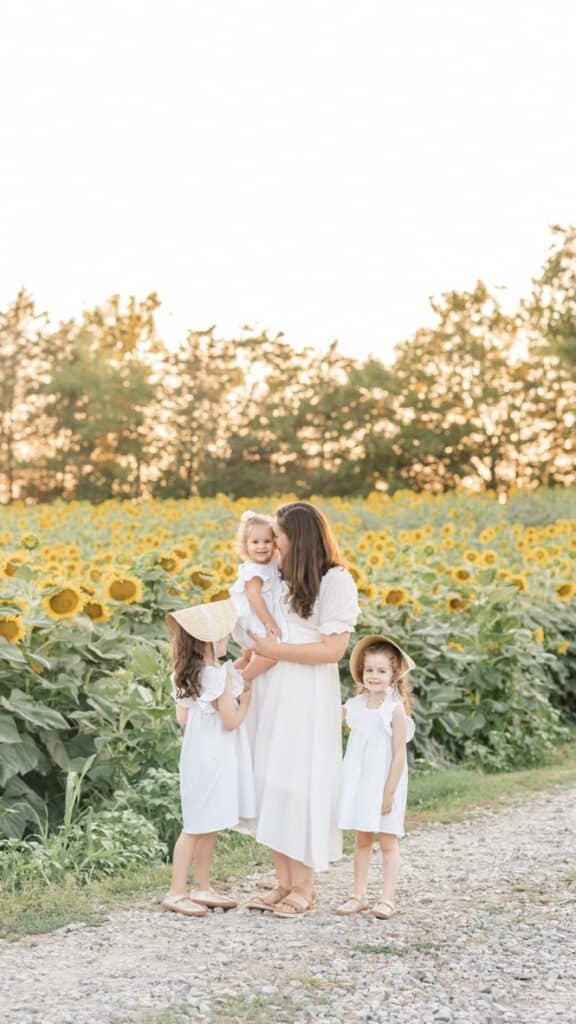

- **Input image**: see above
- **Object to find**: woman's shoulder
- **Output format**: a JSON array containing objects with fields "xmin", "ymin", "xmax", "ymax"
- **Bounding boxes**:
[{"xmin": 320, "ymin": 565, "xmax": 356, "ymax": 590}]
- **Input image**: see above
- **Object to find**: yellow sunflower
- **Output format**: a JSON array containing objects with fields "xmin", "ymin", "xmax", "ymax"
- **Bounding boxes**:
[
  {"xmin": 479, "ymin": 550, "xmax": 498, "ymax": 567},
  {"xmin": 384, "ymin": 587, "xmax": 410, "ymax": 606},
  {"xmin": 0, "ymin": 613, "xmax": 26, "ymax": 643},
  {"xmin": 557, "ymin": 640, "xmax": 570, "ymax": 655},
  {"xmin": 42, "ymin": 585, "xmax": 85, "ymax": 620},
  {"xmin": 555, "ymin": 582, "xmax": 575, "ymax": 602},
  {"xmin": 83, "ymin": 599, "xmax": 112, "ymax": 622},
  {"xmin": 508, "ymin": 575, "xmax": 529, "ymax": 593},
  {"xmin": 451, "ymin": 567, "xmax": 472, "ymax": 584},
  {"xmin": 534, "ymin": 627, "xmax": 544, "ymax": 644},
  {"xmin": 2, "ymin": 552, "xmax": 29, "ymax": 578},
  {"xmin": 21, "ymin": 533, "xmax": 39, "ymax": 550},
  {"xmin": 103, "ymin": 574, "xmax": 144, "ymax": 604},
  {"xmin": 156, "ymin": 554, "xmax": 182, "ymax": 574},
  {"xmin": 188, "ymin": 567, "xmax": 215, "ymax": 590},
  {"xmin": 445, "ymin": 596, "xmax": 469, "ymax": 613}
]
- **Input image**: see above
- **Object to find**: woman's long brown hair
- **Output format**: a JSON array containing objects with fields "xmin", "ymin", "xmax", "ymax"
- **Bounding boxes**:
[
  {"xmin": 275, "ymin": 501, "xmax": 343, "ymax": 618},
  {"xmin": 168, "ymin": 617, "xmax": 208, "ymax": 700}
]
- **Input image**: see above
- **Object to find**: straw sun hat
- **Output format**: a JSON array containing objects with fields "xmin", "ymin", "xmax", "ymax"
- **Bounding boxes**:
[
  {"xmin": 165, "ymin": 599, "xmax": 237, "ymax": 642},
  {"xmin": 349, "ymin": 634, "xmax": 416, "ymax": 685}
]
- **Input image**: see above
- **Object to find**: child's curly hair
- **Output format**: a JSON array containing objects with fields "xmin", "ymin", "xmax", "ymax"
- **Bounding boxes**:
[
  {"xmin": 170, "ymin": 619, "xmax": 209, "ymax": 701},
  {"xmin": 355, "ymin": 640, "xmax": 412, "ymax": 714},
  {"xmin": 235, "ymin": 511, "xmax": 275, "ymax": 561}
]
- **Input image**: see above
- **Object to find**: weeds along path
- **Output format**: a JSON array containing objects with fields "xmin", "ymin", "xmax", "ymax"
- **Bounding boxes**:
[{"xmin": 1, "ymin": 788, "xmax": 575, "ymax": 1024}]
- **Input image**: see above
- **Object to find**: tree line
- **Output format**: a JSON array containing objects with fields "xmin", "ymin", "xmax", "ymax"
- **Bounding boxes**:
[{"xmin": 1, "ymin": 225, "xmax": 574, "ymax": 503}]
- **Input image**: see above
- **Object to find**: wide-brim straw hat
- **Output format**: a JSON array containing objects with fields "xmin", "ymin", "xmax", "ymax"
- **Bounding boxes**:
[
  {"xmin": 165, "ymin": 599, "xmax": 237, "ymax": 642},
  {"xmin": 349, "ymin": 634, "xmax": 416, "ymax": 685}
]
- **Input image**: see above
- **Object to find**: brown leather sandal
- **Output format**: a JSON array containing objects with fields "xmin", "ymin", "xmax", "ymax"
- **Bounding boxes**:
[
  {"xmin": 161, "ymin": 893, "xmax": 207, "ymax": 917},
  {"xmin": 246, "ymin": 885, "xmax": 290, "ymax": 911},
  {"xmin": 334, "ymin": 896, "xmax": 370, "ymax": 916},
  {"xmin": 272, "ymin": 889, "xmax": 316, "ymax": 919},
  {"xmin": 371, "ymin": 898, "xmax": 396, "ymax": 919}
]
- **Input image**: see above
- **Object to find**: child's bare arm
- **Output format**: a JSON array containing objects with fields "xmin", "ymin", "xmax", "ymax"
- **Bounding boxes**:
[
  {"xmin": 381, "ymin": 710, "xmax": 408, "ymax": 813},
  {"xmin": 175, "ymin": 705, "xmax": 189, "ymax": 727},
  {"xmin": 216, "ymin": 678, "xmax": 251, "ymax": 731},
  {"xmin": 244, "ymin": 577, "xmax": 281, "ymax": 637}
]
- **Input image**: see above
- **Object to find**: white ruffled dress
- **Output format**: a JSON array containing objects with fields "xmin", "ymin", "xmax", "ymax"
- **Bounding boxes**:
[
  {"xmin": 229, "ymin": 559, "xmax": 287, "ymax": 647},
  {"xmin": 245, "ymin": 566, "xmax": 360, "ymax": 871},
  {"xmin": 172, "ymin": 662, "xmax": 256, "ymax": 835},
  {"xmin": 338, "ymin": 690, "xmax": 415, "ymax": 836}
]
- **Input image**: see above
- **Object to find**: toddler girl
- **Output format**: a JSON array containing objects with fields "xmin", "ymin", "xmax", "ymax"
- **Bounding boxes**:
[
  {"xmin": 229, "ymin": 510, "xmax": 286, "ymax": 681},
  {"xmin": 161, "ymin": 598, "xmax": 256, "ymax": 917},
  {"xmin": 336, "ymin": 634, "xmax": 415, "ymax": 920}
]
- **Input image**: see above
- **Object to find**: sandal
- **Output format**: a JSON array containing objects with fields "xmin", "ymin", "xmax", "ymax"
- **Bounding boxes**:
[
  {"xmin": 334, "ymin": 896, "xmax": 370, "ymax": 916},
  {"xmin": 188, "ymin": 888, "xmax": 237, "ymax": 910},
  {"xmin": 371, "ymin": 898, "xmax": 396, "ymax": 920},
  {"xmin": 272, "ymin": 889, "xmax": 316, "ymax": 919},
  {"xmin": 246, "ymin": 885, "xmax": 290, "ymax": 911},
  {"xmin": 161, "ymin": 893, "xmax": 207, "ymax": 917}
]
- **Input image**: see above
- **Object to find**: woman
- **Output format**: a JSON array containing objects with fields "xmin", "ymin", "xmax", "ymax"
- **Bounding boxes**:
[{"xmin": 245, "ymin": 501, "xmax": 359, "ymax": 917}]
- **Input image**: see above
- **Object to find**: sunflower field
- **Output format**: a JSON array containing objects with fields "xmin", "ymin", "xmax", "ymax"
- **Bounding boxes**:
[{"xmin": 0, "ymin": 488, "xmax": 575, "ymax": 879}]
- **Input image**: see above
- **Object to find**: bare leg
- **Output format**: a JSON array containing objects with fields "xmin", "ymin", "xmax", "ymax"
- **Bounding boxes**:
[
  {"xmin": 289, "ymin": 858, "xmax": 314, "ymax": 897},
  {"xmin": 272, "ymin": 849, "xmax": 293, "ymax": 890},
  {"xmin": 193, "ymin": 833, "xmax": 217, "ymax": 890},
  {"xmin": 378, "ymin": 833, "xmax": 400, "ymax": 904},
  {"xmin": 353, "ymin": 831, "xmax": 374, "ymax": 898},
  {"xmin": 169, "ymin": 832, "xmax": 197, "ymax": 895},
  {"xmin": 242, "ymin": 654, "xmax": 277, "ymax": 683}
]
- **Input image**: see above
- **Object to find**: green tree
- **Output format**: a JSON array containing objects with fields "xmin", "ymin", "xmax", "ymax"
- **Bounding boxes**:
[
  {"xmin": 0, "ymin": 291, "xmax": 49, "ymax": 502},
  {"xmin": 39, "ymin": 295, "xmax": 160, "ymax": 500}
]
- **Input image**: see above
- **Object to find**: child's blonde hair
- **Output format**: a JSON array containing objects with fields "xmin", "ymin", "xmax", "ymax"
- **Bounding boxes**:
[
  {"xmin": 355, "ymin": 640, "xmax": 412, "ymax": 714},
  {"xmin": 235, "ymin": 510, "xmax": 275, "ymax": 561}
]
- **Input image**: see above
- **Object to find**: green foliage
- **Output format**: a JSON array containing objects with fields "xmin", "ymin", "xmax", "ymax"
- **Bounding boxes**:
[{"xmin": 0, "ymin": 806, "xmax": 166, "ymax": 892}]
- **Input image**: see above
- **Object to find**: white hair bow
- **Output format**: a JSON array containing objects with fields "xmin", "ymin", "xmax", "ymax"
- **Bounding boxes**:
[{"xmin": 240, "ymin": 509, "xmax": 258, "ymax": 523}]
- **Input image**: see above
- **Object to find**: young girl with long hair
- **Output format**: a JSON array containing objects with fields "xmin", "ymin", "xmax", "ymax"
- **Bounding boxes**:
[
  {"xmin": 245, "ymin": 501, "xmax": 360, "ymax": 917},
  {"xmin": 335, "ymin": 635, "xmax": 415, "ymax": 920},
  {"xmin": 161, "ymin": 599, "xmax": 256, "ymax": 917}
]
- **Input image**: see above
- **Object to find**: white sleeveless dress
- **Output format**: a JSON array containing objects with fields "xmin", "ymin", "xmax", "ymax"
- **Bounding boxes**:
[
  {"xmin": 172, "ymin": 662, "xmax": 256, "ymax": 835},
  {"xmin": 229, "ymin": 559, "xmax": 287, "ymax": 647},
  {"xmin": 245, "ymin": 567, "xmax": 359, "ymax": 871},
  {"xmin": 338, "ymin": 690, "xmax": 415, "ymax": 836}
]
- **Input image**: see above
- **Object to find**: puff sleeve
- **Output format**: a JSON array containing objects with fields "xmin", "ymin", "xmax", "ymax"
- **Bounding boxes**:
[{"xmin": 318, "ymin": 567, "xmax": 360, "ymax": 636}]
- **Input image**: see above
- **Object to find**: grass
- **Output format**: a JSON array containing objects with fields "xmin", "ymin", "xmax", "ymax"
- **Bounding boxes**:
[
  {"xmin": 355, "ymin": 940, "xmax": 440, "ymax": 955},
  {"xmin": 2, "ymin": 744, "xmax": 575, "ymax": 941}
]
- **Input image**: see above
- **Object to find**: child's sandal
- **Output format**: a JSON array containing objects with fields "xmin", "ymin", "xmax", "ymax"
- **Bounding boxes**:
[
  {"xmin": 272, "ymin": 889, "xmax": 316, "ymax": 919},
  {"xmin": 161, "ymin": 893, "xmax": 207, "ymax": 917},
  {"xmin": 188, "ymin": 888, "xmax": 237, "ymax": 910},
  {"xmin": 334, "ymin": 896, "xmax": 370, "ymax": 916},
  {"xmin": 246, "ymin": 884, "xmax": 290, "ymax": 911},
  {"xmin": 371, "ymin": 898, "xmax": 396, "ymax": 920}
]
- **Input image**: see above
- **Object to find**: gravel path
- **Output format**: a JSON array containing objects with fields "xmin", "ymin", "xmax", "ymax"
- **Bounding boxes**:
[{"xmin": 1, "ymin": 789, "xmax": 575, "ymax": 1024}]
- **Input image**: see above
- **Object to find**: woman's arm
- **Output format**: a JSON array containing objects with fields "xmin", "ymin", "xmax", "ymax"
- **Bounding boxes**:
[
  {"xmin": 216, "ymin": 678, "xmax": 252, "ymax": 731},
  {"xmin": 381, "ymin": 710, "xmax": 408, "ymax": 813},
  {"xmin": 249, "ymin": 631, "xmax": 350, "ymax": 665},
  {"xmin": 245, "ymin": 577, "xmax": 281, "ymax": 637}
]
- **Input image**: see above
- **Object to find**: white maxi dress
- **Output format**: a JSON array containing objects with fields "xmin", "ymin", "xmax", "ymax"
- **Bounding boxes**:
[{"xmin": 245, "ymin": 566, "xmax": 359, "ymax": 871}]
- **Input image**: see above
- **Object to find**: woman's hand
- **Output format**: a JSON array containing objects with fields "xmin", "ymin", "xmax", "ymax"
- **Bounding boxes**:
[
  {"xmin": 248, "ymin": 631, "xmax": 282, "ymax": 659},
  {"xmin": 265, "ymin": 619, "xmax": 282, "ymax": 639}
]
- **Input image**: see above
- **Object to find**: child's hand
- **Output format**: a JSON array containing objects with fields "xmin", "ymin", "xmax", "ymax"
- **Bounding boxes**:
[{"xmin": 381, "ymin": 793, "xmax": 393, "ymax": 815}]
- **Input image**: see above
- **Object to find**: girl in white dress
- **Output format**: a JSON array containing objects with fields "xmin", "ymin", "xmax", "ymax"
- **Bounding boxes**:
[
  {"xmin": 245, "ymin": 501, "xmax": 360, "ymax": 918},
  {"xmin": 161, "ymin": 599, "xmax": 256, "ymax": 918},
  {"xmin": 335, "ymin": 634, "xmax": 416, "ymax": 920},
  {"xmin": 229, "ymin": 510, "xmax": 287, "ymax": 683}
]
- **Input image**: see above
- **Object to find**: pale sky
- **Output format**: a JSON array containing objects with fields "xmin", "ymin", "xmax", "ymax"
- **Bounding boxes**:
[{"xmin": 1, "ymin": 0, "xmax": 575, "ymax": 360}]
